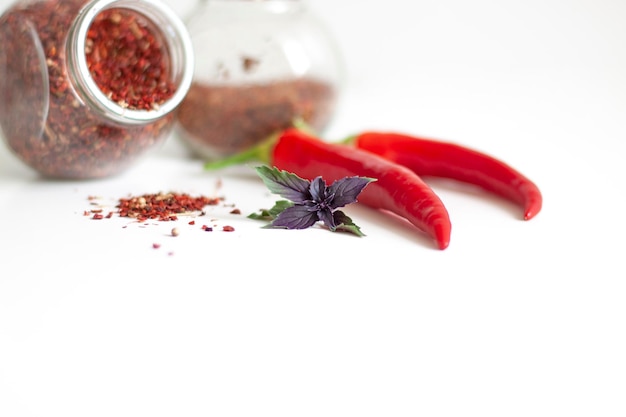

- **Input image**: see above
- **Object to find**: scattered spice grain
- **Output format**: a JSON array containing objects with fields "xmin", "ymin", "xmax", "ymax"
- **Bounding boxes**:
[{"xmin": 116, "ymin": 192, "xmax": 221, "ymax": 222}]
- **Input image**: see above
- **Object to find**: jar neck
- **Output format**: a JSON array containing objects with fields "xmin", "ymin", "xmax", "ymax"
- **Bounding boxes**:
[{"xmin": 66, "ymin": 0, "xmax": 194, "ymax": 125}]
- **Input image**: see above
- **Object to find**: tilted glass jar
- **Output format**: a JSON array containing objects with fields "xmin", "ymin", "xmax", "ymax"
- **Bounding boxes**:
[
  {"xmin": 176, "ymin": 0, "xmax": 344, "ymax": 160},
  {"xmin": 0, "ymin": 0, "xmax": 194, "ymax": 179}
]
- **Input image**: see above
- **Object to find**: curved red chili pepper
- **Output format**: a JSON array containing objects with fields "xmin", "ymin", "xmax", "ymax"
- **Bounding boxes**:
[
  {"xmin": 272, "ymin": 128, "xmax": 452, "ymax": 250},
  {"xmin": 351, "ymin": 132, "xmax": 543, "ymax": 220}
]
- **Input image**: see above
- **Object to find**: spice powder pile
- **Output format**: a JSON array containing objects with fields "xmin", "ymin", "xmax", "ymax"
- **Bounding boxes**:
[{"xmin": 116, "ymin": 192, "xmax": 221, "ymax": 222}]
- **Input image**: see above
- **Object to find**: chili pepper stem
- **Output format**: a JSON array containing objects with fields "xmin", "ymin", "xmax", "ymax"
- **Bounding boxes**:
[
  {"xmin": 203, "ymin": 118, "xmax": 315, "ymax": 171},
  {"xmin": 203, "ymin": 132, "xmax": 277, "ymax": 170},
  {"xmin": 337, "ymin": 134, "xmax": 357, "ymax": 145}
]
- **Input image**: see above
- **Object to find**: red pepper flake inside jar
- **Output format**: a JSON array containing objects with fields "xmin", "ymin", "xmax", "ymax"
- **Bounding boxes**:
[
  {"xmin": 86, "ymin": 9, "xmax": 176, "ymax": 111},
  {"xmin": 0, "ymin": 0, "xmax": 193, "ymax": 179},
  {"xmin": 176, "ymin": 79, "xmax": 337, "ymax": 160}
]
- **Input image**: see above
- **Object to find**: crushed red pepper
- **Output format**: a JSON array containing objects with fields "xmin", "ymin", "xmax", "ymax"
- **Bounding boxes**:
[
  {"xmin": 85, "ymin": 192, "xmax": 242, "ymax": 249},
  {"xmin": 116, "ymin": 192, "xmax": 221, "ymax": 222},
  {"xmin": 86, "ymin": 9, "xmax": 176, "ymax": 110}
]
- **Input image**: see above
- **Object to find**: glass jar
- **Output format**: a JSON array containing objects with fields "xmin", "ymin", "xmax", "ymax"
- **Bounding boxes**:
[
  {"xmin": 0, "ymin": 0, "xmax": 194, "ymax": 179},
  {"xmin": 176, "ymin": 0, "xmax": 344, "ymax": 160}
]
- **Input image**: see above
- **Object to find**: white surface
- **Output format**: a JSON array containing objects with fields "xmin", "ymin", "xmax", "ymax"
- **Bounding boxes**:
[{"xmin": 1, "ymin": 0, "xmax": 625, "ymax": 416}]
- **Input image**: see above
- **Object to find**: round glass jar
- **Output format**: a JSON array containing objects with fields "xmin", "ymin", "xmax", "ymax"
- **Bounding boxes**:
[
  {"xmin": 0, "ymin": 0, "xmax": 194, "ymax": 179},
  {"xmin": 176, "ymin": 0, "xmax": 344, "ymax": 160}
]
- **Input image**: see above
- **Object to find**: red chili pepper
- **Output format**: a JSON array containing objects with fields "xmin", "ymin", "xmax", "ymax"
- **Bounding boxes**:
[
  {"xmin": 349, "ymin": 132, "xmax": 543, "ymax": 220},
  {"xmin": 267, "ymin": 128, "xmax": 452, "ymax": 250}
]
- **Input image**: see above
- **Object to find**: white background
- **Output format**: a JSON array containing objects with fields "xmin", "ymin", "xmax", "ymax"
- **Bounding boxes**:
[{"xmin": 1, "ymin": 0, "xmax": 625, "ymax": 416}]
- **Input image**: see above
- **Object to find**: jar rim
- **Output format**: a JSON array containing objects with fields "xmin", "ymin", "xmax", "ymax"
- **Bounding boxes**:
[{"xmin": 68, "ymin": 0, "xmax": 194, "ymax": 124}]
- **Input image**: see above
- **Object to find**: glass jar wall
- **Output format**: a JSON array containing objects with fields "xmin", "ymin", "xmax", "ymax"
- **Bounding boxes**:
[
  {"xmin": 176, "ymin": 0, "xmax": 344, "ymax": 160},
  {"xmin": 0, "ymin": 0, "xmax": 194, "ymax": 179}
]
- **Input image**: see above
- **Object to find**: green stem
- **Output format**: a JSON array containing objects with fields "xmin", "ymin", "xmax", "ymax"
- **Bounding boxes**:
[
  {"xmin": 337, "ymin": 134, "xmax": 357, "ymax": 146},
  {"xmin": 203, "ymin": 118, "xmax": 320, "ymax": 171},
  {"xmin": 203, "ymin": 132, "xmax": 278, "ymax": 170},
  {"xmin": 202, "ymin": 120, "xmax": 357, "ymax": 171}
]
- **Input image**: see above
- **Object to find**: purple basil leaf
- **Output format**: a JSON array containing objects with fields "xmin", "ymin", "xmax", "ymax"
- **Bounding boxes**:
[
  {"xmin": 328, "ymin": 176, "xmax": 376, "ymax": 208},
  {"xmin": 270, "ymin": 205, "xmax": 319, "ymax": 229},
  {"xmin": 309, "ymin": 176, "xmax": 327, "ymax": 202},
  {"xmin": 333, "ymin": 211, "xmax": 366, "ymax": 237},
  {"xmin": 317, "ymin": 208, "xmax": 337, "ymax": 230},
  {"xmin": 255, "ymin": 165, "xmax": 311, "ymax": 204},
  {"xmin": 255, "ymin": 166, "xmax": 373, "ymax": 236}
]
